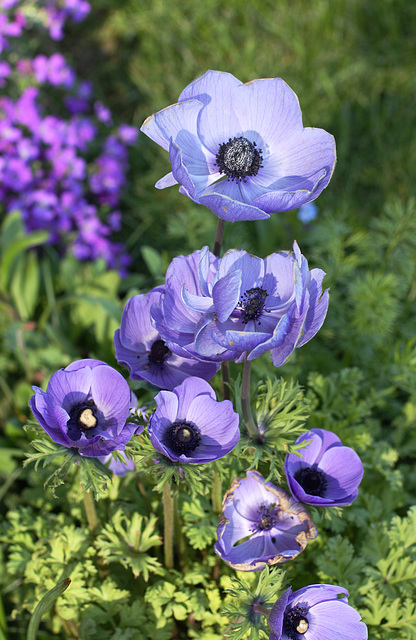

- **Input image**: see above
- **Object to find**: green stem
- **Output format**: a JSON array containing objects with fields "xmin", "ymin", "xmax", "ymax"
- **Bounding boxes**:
[
  {"xmin": 163, "ymin": 483, "xmax": 174, "ymax": 569},
  {"xmin": 82, "ymin": 490, "xmax": 98, "ymax": 534},
  {"xmin": 241, "ymin": 355, "xmax": 262, "ymax": 441},
  {"xmin": 212, "ymin": 468, "xmax": 223, "ymax": 514},
  {"xmin": 26, "ymin": 578, "xmax": 71, "ymax": 640},
  {"xmin": 213, "ymin": 218, "xmax": 225, "ymax": 257},
  {"xmin": 221, "ymin": 361, "xmax": 230, "ymax": 401},
  {"xmin": 252, "ymin": 603, "xmax": 271, "ymax": 617}
]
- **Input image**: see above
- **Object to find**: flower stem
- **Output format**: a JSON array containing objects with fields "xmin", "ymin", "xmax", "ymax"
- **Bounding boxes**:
[
  {"xmin": 253, "ymin": 603, "xmax": 271, "ymax": 617},
  {"xmin": 163, "ymin": 482, "xmax": 174, "ymax": 569},
  {"xmin": 241, "ymin": 355, "xmax": 262, "ymax": 442},
  {"xmin": 26, "ymin": 578, "xmax": 71, "ymax": 640},
  {"xmin": 212, "ymin": 468, "xmax": 223, "ymax": 514},
  {"xmin": 221, "ymin": 361, "xmax": 231, "ymax": 400},
  {"xmin": 82, "ymin": 490, "xmax": 98, "ymax": 534},
  {"xmin": 213, "ymin": 218, "xmax": 225, "ymax": 257}
]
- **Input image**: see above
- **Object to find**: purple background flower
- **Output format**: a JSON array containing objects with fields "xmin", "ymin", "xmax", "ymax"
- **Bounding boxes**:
[
  {"xmin": 141, "ymin": 70, "xmax": 336, "ymax": 221},
  {"xmin": 269, "ymin": 584, "xmax": 368, "ymax": 640},
  {"xmin": 29, "ymin": 359, "xmax": 141, "ymax": 457},
  {"xmin": 214, "ymin": 470, "xmax": 318, "ymax": 571},
  {"xmin": 285, "ymin": 428, "xmax": 364, "ymax": 507},
  {"xmin": 148, "ymin": 377, "xmax": 239, "ymax": 464},
  {"xmin": 114, "ymin": 286, "xmax": 220, "ymax": 389}
]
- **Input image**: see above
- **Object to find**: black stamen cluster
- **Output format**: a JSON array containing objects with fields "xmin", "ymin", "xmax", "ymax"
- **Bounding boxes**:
[
  {"xmin": 255, "ymin": 504, "xmax": 277, "ymax": 531},
  {"xmin": 239, "ymin": 287, "xmax": 269, "ymax": 324},
  {"xmin": 294, "ymin": 464, "xmax": 328, "ymax": 497},
  {"xmin": 167, "ymin": 420, "xmax": 201, "ymax": 454},
  {"xmin": 67, "ymin": 399, "xmax": 98, "ymax": 440},
  {"xmin": 216, "ymin": 136, "xmax": 263, "ymax": 182},
  {"xmin": 148, "ymin": 339, "xmax": 172, "ymax": 366},
  {"xmin": 284, "ymin": 605, "xmax": 309, "ymax": 639}
]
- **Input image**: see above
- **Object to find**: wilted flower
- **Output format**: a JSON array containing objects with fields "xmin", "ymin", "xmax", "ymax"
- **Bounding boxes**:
[
  {"xmin": 29, "ymin": 359, "xmax": 141, "ymax": 457},
  {"xmin": 148, "ymin": 377, "xmax": 239, "ymax": 464},
  {"xmin": 214, "ymin": 470, "xmax": 317, "ymax": 571},
  {"xmin": 268, "ymin": 584, "xmax": 368, "ymax": 640},
  {"xmin": 114, "ymin": 287, "xmax": 219, "ymax": 389},
  {"xmin": 141, "ymin": 70, "xmax": 336, "ymax": 221},
  {"xmin": 284, "ymin": 429, "xmax": 364, "ymax": 507},
  {"xmin": 154, "ymin": 242, "xmax": 328, "ymax": 366}
]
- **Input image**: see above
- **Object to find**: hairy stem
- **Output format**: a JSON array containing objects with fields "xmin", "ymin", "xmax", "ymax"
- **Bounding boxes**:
[
  {"xmin": 241, "ymin": 356, "xmax": 262, "ymax": 441},
  {"xmin": 253, "ymin": 603, "xmax": 271, "ymax": 617},
  {"xmin": 213, "ymin": 218, "xmax": 226, "ymax": 257},
  {"xmin": 163, "ymin": 482, "xmax": 174, "ymax": 569},
  {"xmin": 82, "ymin": 489, "xmax": 98, "ymax": 534}
]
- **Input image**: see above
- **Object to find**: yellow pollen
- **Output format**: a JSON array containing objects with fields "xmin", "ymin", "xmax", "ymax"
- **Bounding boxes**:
[
  {"xmin": 79, "ymin": 408, "xmax": 97, "ymax": 429},
  {"xmin": 296, "ymin": 619, "xmax": 308, "ymax": 634}
]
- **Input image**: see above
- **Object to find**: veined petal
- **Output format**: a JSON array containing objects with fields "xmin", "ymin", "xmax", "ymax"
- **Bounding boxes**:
[
  {"xmin": 178, "ymin": 70, "xmax": 242, "ymax": 105},
  {"xmin": 181, "ymin": 285, "xmax": 214, "ymax": 314},
  {"xmin": 233, "ymin": 78, "xmax": 303, "ymax": 153},
  {"xmin": 199, "ymin": 185, "xmax": 270, "ymax": 221},
  {"xmin": 141, "ymin": 98, "xmax": 203, "ymax": 151},
  {"xmin": 212, "ymin": 269, "xmax": 241, "ymax": 322},
  {"xmin": 155, "ymin": 171, "xmax": 178, "ymax": 189}
]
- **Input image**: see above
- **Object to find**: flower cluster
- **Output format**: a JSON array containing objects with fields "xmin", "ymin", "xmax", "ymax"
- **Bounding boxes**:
[
  {"xmin": 151, "ymin": 241, "xmax": 328, "ymax": 365},
  {"xmin": 0, "ymin": 0, "xmax": 136, "ymax": 273},
  {"xmin": 27, "ymin": 65, "xmax": 369, "ymax": 640}
]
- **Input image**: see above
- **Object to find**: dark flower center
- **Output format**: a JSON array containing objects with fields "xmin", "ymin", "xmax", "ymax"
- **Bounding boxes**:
[
  {"xmin": 253, "ymin": 504, "xmax": 278, "ymax": 532},
  {"xmin": 294, "ymin": 464, "xmax": 328, "ymax": 497},
  {"xmin": 148, "ymin": 339, "xmax": 171, "ymax": 366},
  {"xmin": 67, "ymin": 399, "xmax": 99, "ymax": 441},
  {"xmin": 167, "ymin": 420, "xmax": 201, "ymax": 454},
  {"xmin": 284, "ymin": 606, "xmax": 309, "ymax": 639},
  {"xmin": 239, "ymin": 287, "xmax": 269, "ymax": 325},
  {"xmin": 216, "ymin": 136, "xmax": 263, "ymax": 182}
]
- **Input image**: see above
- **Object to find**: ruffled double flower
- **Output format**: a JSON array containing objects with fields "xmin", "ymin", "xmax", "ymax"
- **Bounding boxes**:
[
  {"xmin": 153, "ymin": 242, "xmax": 328, "ymax": 366},
  {"xmin": 141, "ymin": 70, "xmax": 336, "ymax": 221}
]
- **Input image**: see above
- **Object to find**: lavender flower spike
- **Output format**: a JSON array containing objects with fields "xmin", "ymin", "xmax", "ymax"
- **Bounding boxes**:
[
  {"xmin": 29, "ymin": 359, "xmax": 142, "ymax": 457},
  {"xmin": 214, "ymin": 470, "xmax": 317, "ymax": 571},
  {"xmin": 268, "ymin": 584, "xmax": 368, "ymax": 640},
  {"xmin": 114, "ymin": 286, "xmax": 219, "ymax": 389},
  {"xmin": 141, "ymin": 70, "xmax": 336, "ymax": 221},
  {"xmin": 148, "ymin": 377, "xmax": 239, "ymax": 464},
  {"xmin": 285, "ymin": 428, "xmax": 364, "ymax": 507}
]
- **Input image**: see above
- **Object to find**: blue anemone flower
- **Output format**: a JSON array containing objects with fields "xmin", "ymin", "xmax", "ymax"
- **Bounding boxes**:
[
  {"xmin": 268, "ymin": 584, "xmax": 368, "ymax": 640},
  {"xmin": 141, "ymin": 70, "xmax": 336, "ymax": 222}
]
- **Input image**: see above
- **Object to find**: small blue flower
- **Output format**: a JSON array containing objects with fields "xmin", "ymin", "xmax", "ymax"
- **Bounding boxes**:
[
  {"xmin": 141, "ymin": 70, "xmax": 336, "ymax": 222},
  {"xmin": 284, "ymin": 429, "xmax": 364, "ymax": 507},
  {"xmin": 148, "ymin": 377, "xmax": 240, "ymax": 464},
  {"xmin": 29, "ymin": 359, "xmax": 141, "ymax": 457},
  {"xmin": 297, "ymin": 202, "xmax": 318, "ymax": 224}
]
